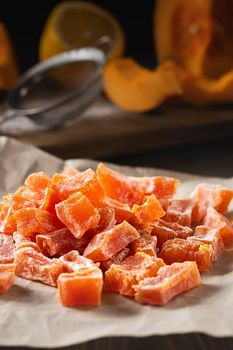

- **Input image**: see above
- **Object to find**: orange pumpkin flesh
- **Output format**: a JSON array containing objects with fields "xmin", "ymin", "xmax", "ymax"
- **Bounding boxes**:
[
  {"xmin": 155, "ymin": 0, "xmax": 233, "ymax": 79},
  {"xmin": 103, "ymin": 58, "xmax": 182, "ymax": 112},
  {"xmin": 160, "ymin": 60, "xmax": 233, "ymax": 105}
]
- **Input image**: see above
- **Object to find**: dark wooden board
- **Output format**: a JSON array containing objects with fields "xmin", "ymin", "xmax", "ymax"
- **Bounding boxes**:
[{"xmin": 14, "ymin": 98, "xmax": 233, "ymax": 158}]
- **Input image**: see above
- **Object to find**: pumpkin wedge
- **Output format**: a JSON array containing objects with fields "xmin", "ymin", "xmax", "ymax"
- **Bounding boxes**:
[
  {"xmin": 155, "ymin": 0, "xmax": 233, "ymax": 79},
  {"xmin": 103, "ymin": 58, "xmax": 182, "ymax": 112}
]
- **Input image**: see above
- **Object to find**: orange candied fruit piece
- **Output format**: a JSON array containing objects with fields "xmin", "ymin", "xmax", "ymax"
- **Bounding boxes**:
[
  {"xmin": 13, "ymin": 232, "xmax": 40, "ymax": 252},
  {"xmin": 52, "ymin": 168, "xmax": 105, "ymax": 205},
  {"xmin": 39, "ymin": 188, "xmax": 61, "ymax": 215},
  {"xmin": 58, "ymin": 266, "xmax": 103, "ymax": 307},
  {"xmin": 131, "ymin": 234, "xmax": 157, "ymax": 257},
  {"xmin": 13, "ymin": 207, "xmax": 63, "ymax": 237},
  {"xmin": 163, "ymin": 199, "xmax": 195, "ymax": 227},
  {"xmin": 0, "ymin": 263, "xmax": 15, "ymax": 294},
  {"xmin": 204, "ymin": 206, "xmax": 233, "ymax": 247},
  {"xmin": 60, "ymin": 250, "xmax": 94, "ymax": 271},
  {"xmin": 15, "ymin": 247, "xmax": 64, "ymax": 286},
  {"xmin": 159, "ymin": 238, "xmax": 213, "ymax": 272},
  {"xmin": 188, "ymin": 225, "xmax": 225, "ymax": 262},
  {"xmin": 58, "ymin": 250, "xmax": 103, "ymax": 307},
  {"xmin": 0, "ymin": 192, "xmax": 36, "ymax": 234},
  {"xmin": 25, "ymin": 171, "xmax": 51, "ymax": 192},
  {"xmin": 0, "ymin": 233, "xmax": 15, "ymax": 263},
  {"xmin": 151, "ymin": 219, "xmax": 192, "ymax": 250},
  {"xmin": 101, "ymin": 247, "xmax": 130, "ymax": 271},
  {"xmin": 131, "ymin": 194, "xmax": 165, "ymax": 225},
  {"xmin": 141, "ymin": 176, "xmax": 179, "ymax": 201},
  {"xmin": 104, "ymin": 252, "xmax": 165, "ymax": 296},
  {"xmin": 55, "ymin": 192, "xmax": 100, "ymax": 239},
  {"xmin": 97, "ymin": 163, "xmax": 179, "ymax": 207},
  {"xmin": 36, "ymin": 228, "xmax": 83, "ymax": 257},
  {"xmin": 191, "ymin": 183, "xmax": 233, "ymax": 222},
  {"xmin": 134, "ymin": 261, "xmax": 201, "ymax": 305},
  {"xmin": 97, "ymin": 163, "xmax": 145, "ymax": 206},
  {"xmin": 85, "ymin": 207, "xmax": 116, "ymax": 239},
  {"xmin": 84, "ymin": 221, "xmax": 139, "ymax": 262},
  {"xmin": 104, "ymin": 197, "xmax": 132, "ymax": 223}
]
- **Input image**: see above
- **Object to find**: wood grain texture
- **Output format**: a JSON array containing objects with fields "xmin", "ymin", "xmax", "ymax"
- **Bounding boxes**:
[{"xmin": 16, "ymin": 98, "xmax": 233, "ymax": 159}]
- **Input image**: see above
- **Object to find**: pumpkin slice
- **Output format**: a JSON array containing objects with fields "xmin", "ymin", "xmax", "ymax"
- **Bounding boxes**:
[
  {"xmin": 103, "ymin": 57, "xmax": 182, "ymax": 112},
  {"xmin": 155, "ymin": 0, "xmax": 233, "ymax": 79},
  {"xmin": 162, "ymin": 60, "xmax": 233, "ymax": 105}
]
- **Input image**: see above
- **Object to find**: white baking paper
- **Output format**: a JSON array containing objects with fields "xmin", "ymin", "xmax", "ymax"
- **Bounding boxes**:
[{"xmin": 0, "ymin": 136, "xmax": 233, "ymax": 348}]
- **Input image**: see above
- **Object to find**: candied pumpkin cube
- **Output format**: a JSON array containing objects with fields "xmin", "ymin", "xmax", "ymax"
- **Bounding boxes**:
[
  {"xmin": 163, "ymin": 199, "xmax": 195, "ymax": 227},
  {"xmin": 36, "ymin": 228, "xmax": 86, "ymax": 257},
  {"xmin": 25, "ymin": 171, "xmax": 51, "ymax": 192},
  {"xmin": 188, "ymin": 225, "xmax": 225, "ymax": 261},
  {"xmin": 191, "ymin": 183, "xmax": 233, "ymax": 222},
  {"xmin": 59, "ymin": 250, "xmax": 94, "ymax": 272},
  {"xmin": 97, "ymin": 163, "xmax": 179, "ymax": 206},
  {"xmin": 84, "ymin": 221, "xmax": 139, "ymax": 262},
  {"xmin": 135, "ymin": 261, "xmax": 201, "ymax": 305},
  {"xmin": 151, "ymin": 220, "xmax": 192, "ymax": 250},
  {"xmin": 13, "ymin": 207, "xmax": 63, "ymax": 237},
  {"xmin": 86, "ymin": 207, "xmax": 116, "ymax": 239},
  {"xmin": 0, "ymin": 192, "xmax": 36, "ymax": 233},
  {"xmin": 15, "ymin": 247, "xmax": 64, "ymax": 286},
  {"xmin": 0, "ymin": 263, "xmax": 15, "ymax": 294},
  {"xmin": 13, "ymin": 232, "xmax": 40, "ymax": 252},
  {"xmin": 101, "ymin": 247, "xmax": 130, "ymax": 271},
  {"xmin": 131, "ymin": 234, "xmax": 157, "ymax": 256},
  {"xmin": 104, "ymin": 253, "xmax": 165, "ymax": 296},
  {"xmin": 55, "ymin": 192, "xmax": 100, "ymax": 239},
  {"xmin": 52, "ymin": 168, "xmax": 105, "ymax": 205},
  {"xmin": 39, "ymin": 188, "xmax": 61, "ymax": 215},
  {"xmin": 159, "ymin": 238, "xmax": 213, "ymax": 272},
  {"xmin": 104, "ymin": 197, "xmax": 132, "ymax": 223},
  {"xmin": 0, "ymin": 233, "xmax": 14, "ymax": 263},
  {"xmin": 204, "ymin": 206, "xmax": 233, "ymax": 247},
  {"xmin": 58, "ymin": 267, "xmax": 103, "ymax": 307},
  {"xmin": 97, "ymin": 163, "xmax": 145, "ymax": 206},
  {"xmin": 131, "ymin": 195, "xmax": 165, "ymax": 225}
]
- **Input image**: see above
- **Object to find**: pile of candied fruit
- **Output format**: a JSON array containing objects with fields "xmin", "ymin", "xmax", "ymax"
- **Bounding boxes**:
[{"xmin": 0, "ymin": 163, "xmax": 233, "ymax": 307}]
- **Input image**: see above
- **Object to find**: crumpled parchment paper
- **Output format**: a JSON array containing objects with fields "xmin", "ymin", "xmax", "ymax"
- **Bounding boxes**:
[{"xmin": 0, "ymin": 137, "xmax": 233, "ymax": 348}]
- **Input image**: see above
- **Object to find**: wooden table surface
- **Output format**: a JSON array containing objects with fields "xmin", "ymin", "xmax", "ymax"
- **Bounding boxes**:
[
  {"xmin": 14, "ymin": 98, "xmax": 233, "ymax": 167},
  {"xmin": 109, "ymin": 137, "xmax": 233, "ymax": 178}
]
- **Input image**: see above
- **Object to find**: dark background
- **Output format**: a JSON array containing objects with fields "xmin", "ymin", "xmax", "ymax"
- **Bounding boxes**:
[{"xmin": 1, "ymin": 0, "xmax": 156, "ymax": 72}]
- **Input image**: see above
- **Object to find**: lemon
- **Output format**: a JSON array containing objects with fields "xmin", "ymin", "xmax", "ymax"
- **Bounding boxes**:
[{"xmin": 39, "ymin": 1, "xmax": 125, "ymax": 62}]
